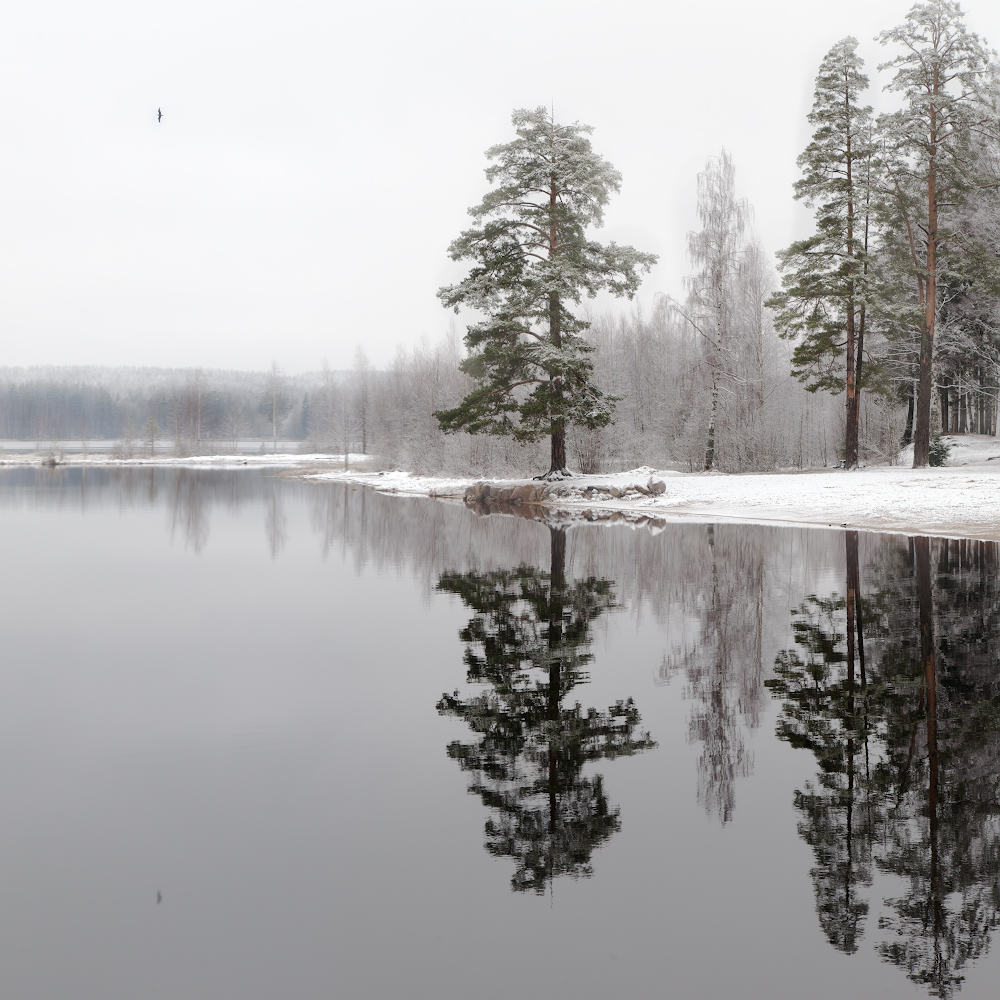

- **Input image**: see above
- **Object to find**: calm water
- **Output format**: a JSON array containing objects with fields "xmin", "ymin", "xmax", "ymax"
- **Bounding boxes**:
[{"xmin": 1, "ymin": 467, "xmax": 998, "ymax": 1000}]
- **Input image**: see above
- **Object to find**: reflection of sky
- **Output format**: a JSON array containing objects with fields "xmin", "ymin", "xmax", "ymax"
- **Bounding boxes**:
[{"xmin": 0, "ymin": 468, "xmax": 993, "ymax": 998}]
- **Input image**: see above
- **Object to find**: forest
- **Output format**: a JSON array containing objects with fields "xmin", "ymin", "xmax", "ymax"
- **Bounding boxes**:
[{"xmin": 3, "ymin": 2, "xmax": 998, "ymax": 478}]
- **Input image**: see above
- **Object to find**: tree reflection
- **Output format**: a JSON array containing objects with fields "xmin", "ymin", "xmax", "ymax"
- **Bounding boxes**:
[
  {"xmin": 661, "ymin": 524, "xmax": 766, "ymax": 824},
  {"xmin": 437, "ymin": 525, "xmax": 656, "ymax": 894},
  {"xmin": 768, "ymin": 532, "xmax": 881, "ymax": 954},
  {"xmin": 770, "ymin": 532, "xmax": 1000, "ymax": 996}
]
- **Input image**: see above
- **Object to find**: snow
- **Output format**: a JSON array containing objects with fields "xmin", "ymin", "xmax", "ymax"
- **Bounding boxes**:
[
  {"xmin": 305, "ymin": 436, "xmax": 1000, "ymax": 541},
  {"xmin": 7, "ymin": 436, "xmax": 1000, "ymax": 540}
]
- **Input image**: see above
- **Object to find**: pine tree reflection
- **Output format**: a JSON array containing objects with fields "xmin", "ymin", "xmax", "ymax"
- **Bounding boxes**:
[
  {"xmin": 767, "ymin": 531, "xmax": 880, "ymax": 953},
  {"xmin": 874, "ymin": 536, "xmax": 1000, "ymax": 998},
  {"xmin": 770, "ymin": 532, "xmax": 1000, "ymax": 996},
  {"xmin": 437, "ymin": 524, "xmax": 656, "ymax": 894}
]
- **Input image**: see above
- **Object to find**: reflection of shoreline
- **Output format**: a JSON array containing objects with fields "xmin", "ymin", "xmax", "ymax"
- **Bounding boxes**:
[
  {"xmin": 11, "ymin": 459, "xmax": 1000, "ymax": 541},
  {"xmin": 464, "ymin": 495, "xmax": 669, "ymax": 533}
]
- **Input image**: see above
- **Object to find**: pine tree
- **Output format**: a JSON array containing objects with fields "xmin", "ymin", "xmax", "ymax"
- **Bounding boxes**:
[
  {"xmin": 769, "ymin": 37, "xmax": 878, "ymax": 470},
  {"xmin": 877, "ymin": 1, "xmax": 999, "ymax": 467},
  {"xmin": 435, "ymin": 107, "xmax": 656, "ymax": 478}
]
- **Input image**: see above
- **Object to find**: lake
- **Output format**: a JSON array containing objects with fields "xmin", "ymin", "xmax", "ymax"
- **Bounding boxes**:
[{"xmin": 1, "ymin": 467, "xmax": 997, "ymax": 999}]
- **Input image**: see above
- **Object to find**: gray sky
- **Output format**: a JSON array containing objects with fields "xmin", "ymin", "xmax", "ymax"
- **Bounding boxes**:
[{"xmin": 1, "ymin": 0, "xmax": 998, "ymax": 372}]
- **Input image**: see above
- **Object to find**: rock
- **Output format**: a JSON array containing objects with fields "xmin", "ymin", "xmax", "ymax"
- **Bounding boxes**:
[
  {"xmin": 648, "ymin": 479, "xmax": 666, "ymax": 495},
  {"xmin": 489, "ymin": 484, "xmax": 502, "ymax": 499},
  {"xmin": 608, "ymin": 486, "xmax": 622, "ymax": 498},
  {"xmin": 634, "ymin": 484, "xmax": 651, "ymax": 495},
  {"xmin": 499, "ymin": 488, "xmax": 513, "ymax": 501}
]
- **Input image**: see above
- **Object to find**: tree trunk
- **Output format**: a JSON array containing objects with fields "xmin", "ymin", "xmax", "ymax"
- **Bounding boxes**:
[
  {"xmin": 912, "ymin": 95, "xmax": 938, "ymax": 468},
  {"xmin": 902, "ymin": 383, "xmax": 915, "ymax": 446},
  {"xmin": 550, "ymin": 422, "xmax": 567, "ymax": 474},
  {"xmin": 545, "ymin": 170, "xmax": 569, "ymax": 479},
  {"xmin": 704, "ymin": 372, "xmax": 719, "ymax": 471},
  {"xmin": 844, "ymin": 119, "xmax": 859, "ymax": 471},
  {"xmin": 845, "ymin": 306, "xmax": 859, "ymax": 469},
  {"xmin": 913, "ymin": 318, "xmax": 933, "ymax": 465}
]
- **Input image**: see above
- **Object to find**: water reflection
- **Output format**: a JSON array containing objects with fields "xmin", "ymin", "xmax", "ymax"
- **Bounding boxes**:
[
  {"xmin": 436, "ymin": 523, "xmax": 655, "ymax": 894},
  {"xmin": 661, "ymin": 523, "xmax": 767, "ymax": 823},
  {"xmin": 771, "ymin": 532, "xmax": 1000, "ymax": 996},
  {"xmin": 8, "ymin": 467, "xmax": 1000, "ymax": 994}
]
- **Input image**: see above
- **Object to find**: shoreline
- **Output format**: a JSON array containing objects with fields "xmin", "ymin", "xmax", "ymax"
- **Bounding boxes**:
[{"xmin": 5, "ymin": 436, "xmax": 1000, "ymax": 541}]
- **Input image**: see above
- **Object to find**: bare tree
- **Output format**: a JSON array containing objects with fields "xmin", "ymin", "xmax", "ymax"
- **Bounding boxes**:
[
  {"xmin": 263, "ymin": 361, "xmax": 290, "ymax": 453},
  {"xmin": 353, "ymin": 346, "xmax": 370, "ymax": 455},
  {"xmin": 684, "ymin": 150, "xmax": 752, "ymax": 471}
]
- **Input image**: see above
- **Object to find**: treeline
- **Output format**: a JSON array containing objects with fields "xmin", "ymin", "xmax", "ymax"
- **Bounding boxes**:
[
  {"xmin": 0, "ymin": 308, "xmax": 902, "ymax": 471},
  {"xmin": 0, "ymin": 367, "xmax": 320, "ymax": 448}
]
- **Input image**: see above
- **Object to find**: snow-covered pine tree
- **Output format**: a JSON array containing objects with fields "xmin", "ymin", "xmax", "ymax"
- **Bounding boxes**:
[
  {"xmin": 435, "ymin": 107, "xmax": 656, "ymax": 478},
  {"xmin": 877, "ymin": 0, "xmax": 999, "ymax": 467},
  {"xmin": 769, "ymin": 37, "xmax": 878, "ymax": 470}
]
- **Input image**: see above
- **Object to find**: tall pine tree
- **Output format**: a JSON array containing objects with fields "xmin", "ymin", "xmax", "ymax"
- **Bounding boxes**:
[
  {"xmin": 877, "ymin": 1, "xmax": 999, "ymax": 467},
  {"xmin": 435, "ymin": 108, "xmax": 656, "ymax": 478},
  {"xmin": 769, "ymin": 37, "xmax": 878, "ymax": 470}
]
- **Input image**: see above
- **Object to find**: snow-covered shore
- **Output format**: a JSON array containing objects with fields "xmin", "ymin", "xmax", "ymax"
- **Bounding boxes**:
[
  {"xmin": 6, "ymin": 436, "xmax": 1000, "ymax": 540},
  {"xmin": 303, "ymin": 435, "xmax": 1000, "ymax": 541}
]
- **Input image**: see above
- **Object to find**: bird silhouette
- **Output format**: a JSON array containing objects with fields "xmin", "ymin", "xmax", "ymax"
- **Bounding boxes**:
[{"xmin": 157, "ymin": 108, "xmax": 163, "ymax": 122}]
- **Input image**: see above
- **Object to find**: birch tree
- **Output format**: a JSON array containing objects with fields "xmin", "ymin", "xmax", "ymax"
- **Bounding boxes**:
[
  {"xmin": 685, "ymin": 150, "xmax": 750, "ymax": 471},
  {"xmin": 435, "ymin": 107, "xmax": 656, "ymax": 478}
]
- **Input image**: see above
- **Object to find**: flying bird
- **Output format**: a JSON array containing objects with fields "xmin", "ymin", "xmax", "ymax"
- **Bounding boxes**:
[{"xmin": 157, "ymin": 108, "xmax": 163, "ymax": 122}]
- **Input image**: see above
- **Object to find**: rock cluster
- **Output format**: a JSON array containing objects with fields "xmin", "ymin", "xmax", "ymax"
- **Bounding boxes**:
[
  {"xmin": 463, "ymin": 477, "xmax": 666, "ymax": 506},
  {"xmin": 464, "ymin": 481, "xmax": 551, "ymax": 504}
]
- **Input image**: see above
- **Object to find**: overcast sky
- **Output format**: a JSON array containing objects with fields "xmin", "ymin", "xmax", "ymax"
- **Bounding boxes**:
[{"xmin": 1, "ymin": 0, "xmax": 997, "ymax": 372}]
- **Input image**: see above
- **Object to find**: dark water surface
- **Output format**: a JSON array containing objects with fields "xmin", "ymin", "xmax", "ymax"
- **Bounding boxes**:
[{"xmin": 2, "ymin": 467, "xmax": 999, "ymax": 1000}]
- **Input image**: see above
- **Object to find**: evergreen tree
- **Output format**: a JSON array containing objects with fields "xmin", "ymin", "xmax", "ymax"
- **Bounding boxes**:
[
  {"xmin": 769, "ymin": 37, "xmax": 879, "ymax": 469},
  {"xmin": 876, "ymin": 1, "xmax": 999, "ymax": 467},
  {"xmin": 435, "ymin": 107, "xmax": 656, "ymax": 478}
]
